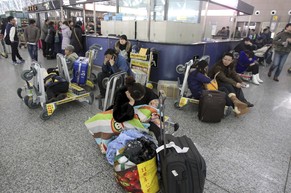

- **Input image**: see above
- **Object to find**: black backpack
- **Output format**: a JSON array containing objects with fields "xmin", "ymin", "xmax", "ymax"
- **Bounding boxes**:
[
  {"xmin": 4, "ymin": 24, "xmax": 11, "ymax": 45},
  {"xmin": 4, "ymin": 34, "xmax": 11, "ymax": 45}
]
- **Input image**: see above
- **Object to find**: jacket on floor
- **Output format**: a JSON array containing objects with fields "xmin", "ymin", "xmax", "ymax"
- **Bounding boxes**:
[{"xmin": 187, "ymin": 69, "xmax": 211, "ymax": 99}]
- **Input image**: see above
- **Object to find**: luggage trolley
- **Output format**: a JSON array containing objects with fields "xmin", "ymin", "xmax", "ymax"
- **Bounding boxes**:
[
  {"xmin": 174, "ymin": 55, "xmax": 210, "ymax": 109},
  {"xmin": 98, "ymin": 71, "xmax": 127, "ymax": 111},
  {"xmin": 83, "ymin": 44, "xmax": 103, "ymax": 90},
  {"xmin": 17, "ymin": 54, "xmax": 94, "ymax": 120},
  {"xmin": 130, "ymin": 47, "xmax": 157, "ymax": 87}
]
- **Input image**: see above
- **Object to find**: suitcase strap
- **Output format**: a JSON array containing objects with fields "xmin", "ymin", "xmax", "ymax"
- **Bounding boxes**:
[
  {"xmin": 77, "ymin": 62, "xmax": 82, "ymax": 83},
  {"xmin": 156, "ymin": 141, "xmax": 189, "ymax": 154}
]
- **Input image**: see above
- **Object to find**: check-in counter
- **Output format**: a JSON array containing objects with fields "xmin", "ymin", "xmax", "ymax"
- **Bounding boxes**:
[{"xmin": 85, "ymin": 35, "xmax": 239, "ymax": 82}]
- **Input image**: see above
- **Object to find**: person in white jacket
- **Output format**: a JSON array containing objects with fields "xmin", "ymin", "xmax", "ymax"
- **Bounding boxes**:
[{"xmin": 60, "ymin": 21, "xmax": 72, "ymax": 53}]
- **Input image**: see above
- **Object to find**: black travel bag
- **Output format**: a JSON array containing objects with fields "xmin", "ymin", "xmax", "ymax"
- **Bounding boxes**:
[
  {"xmin": 157, "ymin": 91, "xmax": 206, "ymax": 193},
  {"xmin": 198, "ymin": 90, "xmax": 226, "ymax": 123}
]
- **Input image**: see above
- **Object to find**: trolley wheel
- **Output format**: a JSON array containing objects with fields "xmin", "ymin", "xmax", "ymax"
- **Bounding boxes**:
[
  {"xmin": 27, "ymin": 100, "xmax": 39, "ymax": 109},
  {"xmin": 23, "ymin": 95, "xmax": 30, "ymax": 106},
  {"xmin": 23, "ymin": 95, "xmax": 39, "ymax": 109},
  {"xmin": 89, "ymin": 92, "xmax": 94, "ymax": 105},
  {"xmin": 176, "ymin": 64, "xmax": 185, "ymax": 74},
  {"xmin": 90, "ymin": 72, "xmax": 97, "ymax": 82},
  {"xmin": 40, "ymin": 110, "xmax": 50, "ymax": 120},
  {"xmin": 17, "ymin": 88, "xmax": 23, "ymax": 99},
  {"xmin": 102, "ymin": 77, "xmax": 109, "ymax": 88},
  {"xmin": 21, "ymin": 70, "xmax": 34, "ymax": 81}
]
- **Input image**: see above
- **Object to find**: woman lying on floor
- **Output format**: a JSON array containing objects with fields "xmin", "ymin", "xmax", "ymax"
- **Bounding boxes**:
[{"xmin": 110, "ymin": 76, "xmax": 160, "ymax": 138}]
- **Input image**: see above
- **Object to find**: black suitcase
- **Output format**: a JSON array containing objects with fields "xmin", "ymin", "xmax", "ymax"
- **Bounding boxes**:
[
  {"xmin": 157, "ymin": 91, "xmax": 206, "ymax": 193},
  {"xmin": 198, "ymin": 90, "xmax": 226, "ymax": 123}
]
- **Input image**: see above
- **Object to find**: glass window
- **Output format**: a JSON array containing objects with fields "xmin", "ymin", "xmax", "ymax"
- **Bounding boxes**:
[{"xmin": 168, "ymin": 0, "xmax": 201, "ymax": 23}]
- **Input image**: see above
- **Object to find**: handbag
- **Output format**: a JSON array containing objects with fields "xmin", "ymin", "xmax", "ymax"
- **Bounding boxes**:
[
  {"xmin": 74, "ymin": 28, "xmax": 83, "ymax": 49},
  {"xmin": 205, "ymin": 72, "xmax": 220, "ymax": 90}
]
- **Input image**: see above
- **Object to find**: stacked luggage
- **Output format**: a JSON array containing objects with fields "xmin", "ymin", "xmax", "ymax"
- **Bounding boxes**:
[{"xmin": 84, "ymin": 90, "xmax": 207, "ymax": 193}]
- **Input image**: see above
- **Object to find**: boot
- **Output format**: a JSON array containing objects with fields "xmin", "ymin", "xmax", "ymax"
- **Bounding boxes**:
[
  {"xmin": 228, "ymin": 93, "xmax": 249, "ymax": 116},
  {"xmin": 252, "ymin": 74, "xmax": 260, "ymax": 85},
  {"xmin": 256, "ymin": 74, "xmax": 263, "ymax": 83}
]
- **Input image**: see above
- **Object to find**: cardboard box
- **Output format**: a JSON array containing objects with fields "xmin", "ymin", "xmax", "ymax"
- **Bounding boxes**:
[{"xmin": 157, "ymin": 80, "xmax": 179, "ymax": 98}]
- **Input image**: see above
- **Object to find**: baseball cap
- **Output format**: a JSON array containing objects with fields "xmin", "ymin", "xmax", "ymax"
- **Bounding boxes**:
[
  {"xmin": 119, "ymin": 34, "xmax": 127, "ymax": 41},
  {"xmin": 65, "ymin": 45, "xmax": 75, "ymax": 52}
]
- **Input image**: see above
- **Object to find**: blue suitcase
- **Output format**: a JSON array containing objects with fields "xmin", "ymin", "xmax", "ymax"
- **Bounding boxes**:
[{"xmin": 72, "ymin": 57, "xmax": 89, "ymax": 85}]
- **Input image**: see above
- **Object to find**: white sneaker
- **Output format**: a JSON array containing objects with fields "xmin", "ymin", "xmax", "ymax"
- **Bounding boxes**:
[
  {"xmin": 252, "ymin": 75, "xmax": 260, "ymax": 85},
  {"xmin": 256, "ymin": 74, "xmax": 263, "ymax": 83}
]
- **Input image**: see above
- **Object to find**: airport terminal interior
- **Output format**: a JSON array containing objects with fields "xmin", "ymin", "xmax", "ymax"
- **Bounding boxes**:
[{"xmin": 1, "ymin": 0, "xmax": 291, "ymax": 193}]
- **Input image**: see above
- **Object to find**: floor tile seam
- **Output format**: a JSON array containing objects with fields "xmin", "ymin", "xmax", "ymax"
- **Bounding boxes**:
[
  {"xmin": 283, "ymin": 156, "xmax": 291, "ymax": 193},
  {"xmin": 205, "ymin": 178, "xmax": 231, "ymax": 193}
]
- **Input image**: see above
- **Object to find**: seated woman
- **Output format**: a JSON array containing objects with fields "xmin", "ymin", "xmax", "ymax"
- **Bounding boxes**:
[
  {"xmin": 236, "ymin": 50, "xmax": 263, "ymax": 85},
  {"xmin": 209, "ymin": 53, "xmax": 253, "ymax": 116},
  {"xmin": 111, "ymin": 76, "xmax": 160, "ymax": 137},
  {"xmin": 187, "ymin": 60, "xmax": 211, "ymax": 99},
  {"xmin": 115, "ymin": 34, "xmax": 132, "ymax": 62}
]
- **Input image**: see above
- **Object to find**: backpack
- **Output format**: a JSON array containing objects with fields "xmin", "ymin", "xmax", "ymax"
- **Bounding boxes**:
[{"xmin": 4, "ymin": 34, "xmax": 11, "ymax": 45}]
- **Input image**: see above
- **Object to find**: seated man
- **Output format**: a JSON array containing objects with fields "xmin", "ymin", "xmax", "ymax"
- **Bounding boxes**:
[
  {"xmin": 234, "ymin": 37, "xmax": 256, "ymax": 53},
  {"xmin": 47, "ymin": 45, "xmax": 78, "ymax": 77},
  {"xmin": 236, "ymin": 50, "xmax": 263, "ymax": 85},
  {"xmin": 96, "ymin": 48, "xmax": 132, "ymax": 99},
  {"xmin": 64, "ymin": 45, "xmax": 79, "ymax": 76}
]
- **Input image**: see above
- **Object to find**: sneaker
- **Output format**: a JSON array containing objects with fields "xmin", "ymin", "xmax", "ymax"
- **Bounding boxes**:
[
  {"xmin": 19, "ymin": 59, "xmax": 25, "ymax": 64},
  {"xmin": 273, "ymin": 77, "xmax": 279, "ymax": 82},
  {"xmin": 95, "ymin": 94, "xmax": 105, "ymax": 99},
  {"xmin": 268, "ymin": 71, "xmax": 272, "ymax": 77},
  {"xmin": 12, "ymin": 61, "xmax": 18, "ymax": 65}
]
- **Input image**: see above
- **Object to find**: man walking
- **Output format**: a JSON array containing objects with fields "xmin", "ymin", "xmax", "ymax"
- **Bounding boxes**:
[
  {"xmin": 24, "ymin": 19, "xmax": 40, "ymax": 61},
  {"xmin": 4, "ymin": 16, "xmax": 25, "ymax": 65},
  {"xmin": 268, "ymin": 23, "xmax": 291, "ymax": 81}
]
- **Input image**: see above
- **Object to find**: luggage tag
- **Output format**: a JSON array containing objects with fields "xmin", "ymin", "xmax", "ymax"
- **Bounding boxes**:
[{"xmin": 156, "ymin": 141, "xmax": 189, "ymax": 154}]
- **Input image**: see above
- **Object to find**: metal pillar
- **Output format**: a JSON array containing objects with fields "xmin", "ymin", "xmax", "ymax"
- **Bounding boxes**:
[
  {"xmin": 147, "ymin": 0, "xmax": 152, "ymax": 41},
  {"xmin": 201, "ymin": 0, "xmax": 209, "ymax": 41},
  {"xmin": 93, "ymin": 1, "xmax": 96, "ymax": 35},
  {"xmin": 83, "ymin": 4, "xmax": 86, "ymax": 25}
]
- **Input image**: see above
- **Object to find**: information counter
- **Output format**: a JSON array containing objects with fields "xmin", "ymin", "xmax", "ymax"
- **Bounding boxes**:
[{"xmin": 85, "ymin": 35, "xmax": 239, "ymax": 82}]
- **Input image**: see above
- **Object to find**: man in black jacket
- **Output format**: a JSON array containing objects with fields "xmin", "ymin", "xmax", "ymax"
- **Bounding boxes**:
[
  {"xmin": 234, "ymin": 37, "xmax": 256, "ymax": 53},
  {"xmin": 4, "ymin": 16, "xmax": 25, "ymax": 65}
]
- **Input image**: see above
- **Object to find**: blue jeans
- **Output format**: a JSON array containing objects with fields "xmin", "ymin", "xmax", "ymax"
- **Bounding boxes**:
[
  {"xmin": 269, "ymin": 51, "xmax": 290, "ymax": 78},
  {"xmin": 27, "ymin": 44, "xmax": 38, "ymax": 61}
]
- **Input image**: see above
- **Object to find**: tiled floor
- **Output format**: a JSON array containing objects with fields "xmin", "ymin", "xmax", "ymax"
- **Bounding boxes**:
[{"xmin": 0, "ymin": 48, "xmax": 290, "ymax": 193}]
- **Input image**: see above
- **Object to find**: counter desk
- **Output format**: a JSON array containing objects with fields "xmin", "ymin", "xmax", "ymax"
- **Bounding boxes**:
[{"xmin": 85, "ymin": 35, "xmax": 240, "ymax": 82}]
